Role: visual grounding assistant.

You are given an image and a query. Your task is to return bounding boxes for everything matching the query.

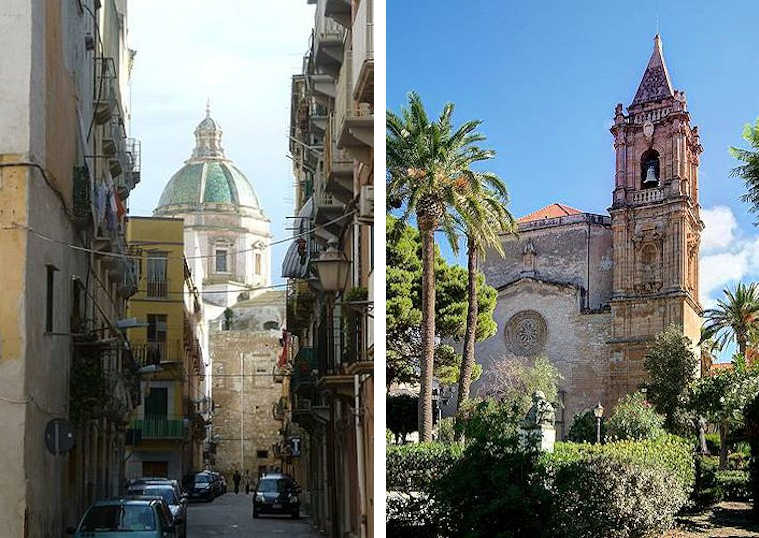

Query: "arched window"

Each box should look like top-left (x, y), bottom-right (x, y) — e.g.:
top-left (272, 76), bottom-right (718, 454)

top-left (263, 320), bottom-right (279, 331)
top-left (640, 149), bottom-right (660, 189)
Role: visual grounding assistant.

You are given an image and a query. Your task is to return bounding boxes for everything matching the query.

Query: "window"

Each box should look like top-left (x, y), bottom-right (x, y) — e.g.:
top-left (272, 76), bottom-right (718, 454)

top-left (256, 449), bottom-right (269, 459)
top-left (216, 249), bottom-right (228, 273)
top-left (146, 251), bottom-right (168, 297)
top-left (147, 314), bottom-right (167, 363)
top-left (263, 320), bottom-right (279, 330)
top-left (46, 265), bottom-right (57, 333)
top-left (255, 253), bottom-right (262, 275)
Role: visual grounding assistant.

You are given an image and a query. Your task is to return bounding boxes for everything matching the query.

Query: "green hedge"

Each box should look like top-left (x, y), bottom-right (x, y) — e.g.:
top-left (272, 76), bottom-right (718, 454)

top-left (542, 434), bottom-right (695, 493)
top-left (715, 470), bottom-right (751, 501)
top-left (386, 442), bottom-right (462, 491)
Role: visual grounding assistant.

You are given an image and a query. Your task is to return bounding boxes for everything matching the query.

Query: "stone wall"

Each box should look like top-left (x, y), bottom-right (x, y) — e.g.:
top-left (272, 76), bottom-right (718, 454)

top-left (210, 291), bottom-right (285, 481)
top-left (471, 278), bottom-right (611, 439)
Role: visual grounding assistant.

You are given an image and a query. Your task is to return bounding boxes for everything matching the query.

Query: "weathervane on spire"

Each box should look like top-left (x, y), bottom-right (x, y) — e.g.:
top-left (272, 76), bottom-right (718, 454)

top-left (206, 98), bottom-right (211, 118)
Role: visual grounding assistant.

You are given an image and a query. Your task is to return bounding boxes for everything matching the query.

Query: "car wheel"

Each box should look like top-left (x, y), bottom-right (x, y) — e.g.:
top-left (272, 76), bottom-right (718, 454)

top-left (291, 509), bottom-right (300, 519)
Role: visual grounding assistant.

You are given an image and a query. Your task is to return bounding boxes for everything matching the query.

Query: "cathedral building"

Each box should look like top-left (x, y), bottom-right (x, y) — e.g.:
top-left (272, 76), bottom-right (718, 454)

top-left (155, 107), bottom-right (284, 472)
top-left (473, 35), bottom-right (704, 438)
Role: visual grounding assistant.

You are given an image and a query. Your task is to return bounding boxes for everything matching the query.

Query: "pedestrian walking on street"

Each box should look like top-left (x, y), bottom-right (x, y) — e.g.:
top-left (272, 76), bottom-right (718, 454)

top-left (233, 470), bottom-right (241, 494)
top-left (245, 470), bottom-right (251, 495)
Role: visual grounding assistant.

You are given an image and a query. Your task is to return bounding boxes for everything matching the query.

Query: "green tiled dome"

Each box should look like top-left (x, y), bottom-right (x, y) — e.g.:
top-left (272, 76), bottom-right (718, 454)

top-left (155, 108), bottom-right (261, 211)
top-left (156, 160), bottom-right (260, 209)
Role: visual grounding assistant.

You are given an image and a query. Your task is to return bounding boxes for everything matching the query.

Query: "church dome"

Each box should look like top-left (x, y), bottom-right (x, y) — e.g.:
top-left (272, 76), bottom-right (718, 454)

top-left (155, 104), bottom-right (262, 214)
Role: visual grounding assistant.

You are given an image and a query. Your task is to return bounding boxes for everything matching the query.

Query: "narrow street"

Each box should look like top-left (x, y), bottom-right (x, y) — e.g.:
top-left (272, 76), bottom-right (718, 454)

top-left (187, 493), bottom-right (318, 537)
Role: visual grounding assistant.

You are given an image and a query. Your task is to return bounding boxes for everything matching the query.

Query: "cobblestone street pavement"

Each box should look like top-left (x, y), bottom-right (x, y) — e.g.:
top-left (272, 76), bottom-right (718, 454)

top-left (187, 493), bottom-right (319, 537)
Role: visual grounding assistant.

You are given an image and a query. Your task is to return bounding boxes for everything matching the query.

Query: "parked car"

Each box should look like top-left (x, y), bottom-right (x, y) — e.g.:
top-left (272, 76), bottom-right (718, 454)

top-left (129, 477), bottom-right (184, 499)
top-left (127, 483), bottom-right (187, 538)
top-left (188, 472), bottom-right (216, 502)
top-left (252, 473), bottom-right (300, 519)
top-left (65, 498), bottom-right (175, 537)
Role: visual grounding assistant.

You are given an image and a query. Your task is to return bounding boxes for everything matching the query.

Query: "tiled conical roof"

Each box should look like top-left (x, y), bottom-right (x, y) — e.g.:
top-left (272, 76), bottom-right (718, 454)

top-left (631, 34), bottom-right (674, 106)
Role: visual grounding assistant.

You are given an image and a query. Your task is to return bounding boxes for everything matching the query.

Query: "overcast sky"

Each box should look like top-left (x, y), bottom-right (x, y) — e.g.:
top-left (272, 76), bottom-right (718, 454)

top-left (127, 1), bottom-right (315, 284)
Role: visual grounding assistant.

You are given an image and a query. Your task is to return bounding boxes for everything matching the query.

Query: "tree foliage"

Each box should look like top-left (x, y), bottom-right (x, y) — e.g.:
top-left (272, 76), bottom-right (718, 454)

top-left (730, 117), bottom-right (759, 225)
top-left (702, 282), bottom-right (759, 356)
top-left (605, 392), bottom-right (666, 441)
top-left (386, 395), bottom-right (419, 444)
top-left (643, 325), bottom-right (699, 432)
top-left (480, 355), bottom-right (563, 418)
top-left (386, 215), bottom-right (497, 386)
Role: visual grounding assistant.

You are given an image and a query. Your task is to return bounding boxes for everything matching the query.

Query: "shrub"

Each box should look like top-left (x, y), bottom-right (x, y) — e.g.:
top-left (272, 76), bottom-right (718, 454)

top-left (386, 442), bottom-right (462, 533)
top-left (567, 410), bottom-right (603, 443)
top-left (387, 394), bottom-right (418, 444)
top-left (705, 432), bottom-right (720, 454)
top-left (543, 435), bottom-right (695, 494)
top-left (715, 470), bottom-right (751, 501)
top-left (550, 456), bottom-right (688, 538)
top-left (605, 392), bottom-right (666, 441)
top-left (435, 417), bottom-right (455, 444)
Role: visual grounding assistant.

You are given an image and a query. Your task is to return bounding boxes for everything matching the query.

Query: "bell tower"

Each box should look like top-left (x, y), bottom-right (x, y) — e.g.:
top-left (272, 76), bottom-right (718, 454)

top-left (607, 35), bottom-right (704, 402)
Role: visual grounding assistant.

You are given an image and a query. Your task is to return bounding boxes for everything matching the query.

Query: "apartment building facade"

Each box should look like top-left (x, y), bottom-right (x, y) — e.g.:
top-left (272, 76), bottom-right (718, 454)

top-left (0, 0), bottom-right (141, 535)
top-left (124, 217), bottom-right (207, 482)
top-left (279, 1), bottom-right (374, 536)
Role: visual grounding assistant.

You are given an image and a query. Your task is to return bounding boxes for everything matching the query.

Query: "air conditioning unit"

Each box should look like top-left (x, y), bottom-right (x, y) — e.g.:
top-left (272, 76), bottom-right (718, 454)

top-left (358, 185), bottom-right (373, 222)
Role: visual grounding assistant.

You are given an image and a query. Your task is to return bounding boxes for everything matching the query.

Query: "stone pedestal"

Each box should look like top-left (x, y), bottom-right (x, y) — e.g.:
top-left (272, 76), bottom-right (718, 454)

top-left (519, 424), bottom-right (556, 453)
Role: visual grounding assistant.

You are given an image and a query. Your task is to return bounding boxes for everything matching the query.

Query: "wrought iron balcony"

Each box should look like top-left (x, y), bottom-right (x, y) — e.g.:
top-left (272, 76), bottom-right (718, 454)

top-left (130, 340), bottom-right (182, 367)
top-left (351, 0), bottom-right (373, 104)
top-left (146, 278), bottom-right (170, 298)
top-left (130, 415), bottom-right (186, 440)
top-left (335, 49), bottom-right (373, 162)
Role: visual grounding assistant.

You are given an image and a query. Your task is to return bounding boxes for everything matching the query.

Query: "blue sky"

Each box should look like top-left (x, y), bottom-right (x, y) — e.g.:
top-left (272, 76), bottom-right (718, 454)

top-left (127, 1), bottom-right (315, 285)
top-left (388, 0), bottom-right (759, 320)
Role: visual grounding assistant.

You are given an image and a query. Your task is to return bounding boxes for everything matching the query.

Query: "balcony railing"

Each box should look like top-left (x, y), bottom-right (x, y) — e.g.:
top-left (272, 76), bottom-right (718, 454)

top-left (335, 49), bottom-right (373, 152)
top-left (316, 302), bottom-right (373, 376)
top-left (131, 415), bottom-right (185, 440)
top-left (131, 340), bottom-right (182, 367)
top-left (351, 0), bottom-right (373, 102)
top-left (630, 187), bottom-right (665, 205)
top-left (146, 278), bottom-right (170, 298)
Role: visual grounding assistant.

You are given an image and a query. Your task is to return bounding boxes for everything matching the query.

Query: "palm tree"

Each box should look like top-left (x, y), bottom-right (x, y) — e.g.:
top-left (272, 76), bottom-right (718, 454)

top-left (387, 92), bottom-right (495, 441)
top-left (702, 282), bottom-right (759, 357)
top-left (730, 118), bottom-right (759, 225)
top-left (455, 184), bottom-right (515, 416)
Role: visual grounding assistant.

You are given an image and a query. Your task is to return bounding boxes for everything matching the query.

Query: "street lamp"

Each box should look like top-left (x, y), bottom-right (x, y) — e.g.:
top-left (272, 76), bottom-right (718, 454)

top-left (593, 402), bottom-right (604, 444)
top-left (313, 240), bottom-right (350, 292)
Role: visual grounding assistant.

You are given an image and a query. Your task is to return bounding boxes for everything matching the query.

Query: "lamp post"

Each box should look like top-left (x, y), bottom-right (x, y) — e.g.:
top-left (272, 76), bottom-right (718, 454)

top-left (593, 402), bottom-right (604, 444)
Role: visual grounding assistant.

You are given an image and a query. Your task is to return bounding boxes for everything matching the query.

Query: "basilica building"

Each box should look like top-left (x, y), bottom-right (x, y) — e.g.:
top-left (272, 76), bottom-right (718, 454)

top-left (155, 107), bottom-right (285, 474)
top-left (473, 35), bottom-right (704, 438)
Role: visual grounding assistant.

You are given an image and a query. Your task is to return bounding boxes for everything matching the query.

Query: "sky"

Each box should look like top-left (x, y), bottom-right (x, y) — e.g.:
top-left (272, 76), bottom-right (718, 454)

top-left (388, 0), bottom-right (759, 327)
top-left (127, 1), bottom-right (315, 284)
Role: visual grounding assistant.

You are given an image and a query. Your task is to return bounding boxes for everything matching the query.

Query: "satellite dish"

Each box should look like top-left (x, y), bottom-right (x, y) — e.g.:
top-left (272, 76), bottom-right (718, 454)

top-left (45, 418), bottom-right (75, 455)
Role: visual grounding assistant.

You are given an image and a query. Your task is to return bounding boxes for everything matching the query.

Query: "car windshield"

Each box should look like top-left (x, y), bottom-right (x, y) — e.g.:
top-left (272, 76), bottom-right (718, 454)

top-left (80, 504), bottom-right (156, 531)
top-left (258, 478), bottom-right (289, 493)
top-left (194, 475), bottom-right (210, 483)
top-left (130, 486), bottom-right (177, 505)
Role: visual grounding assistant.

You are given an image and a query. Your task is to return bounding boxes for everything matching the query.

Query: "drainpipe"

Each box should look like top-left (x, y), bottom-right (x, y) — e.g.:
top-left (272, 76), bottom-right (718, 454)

top-left (354, 374), bottom-right (367, 538)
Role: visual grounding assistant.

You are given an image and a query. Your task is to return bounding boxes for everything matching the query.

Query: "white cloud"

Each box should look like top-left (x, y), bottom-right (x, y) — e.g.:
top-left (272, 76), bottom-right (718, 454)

top-left (701, 206), bottom-right (738, 252)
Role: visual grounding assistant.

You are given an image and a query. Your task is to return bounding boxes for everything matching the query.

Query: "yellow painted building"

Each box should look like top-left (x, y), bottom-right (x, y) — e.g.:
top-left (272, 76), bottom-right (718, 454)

top-left (125, 216), bottom-right (205, 480)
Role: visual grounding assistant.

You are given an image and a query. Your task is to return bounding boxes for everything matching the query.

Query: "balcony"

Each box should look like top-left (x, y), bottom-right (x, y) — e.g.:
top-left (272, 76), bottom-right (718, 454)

top-left (313, 180), bottom-right (345, 233)
top-left (630, 187), bottom-right (665, 205)
top-left (146, 278), bottom-right (170, 299)
top-left (351, 0), bottom-right (373, 104)
top-left (309, 100), bottom-right (328, 135)
top-left (324, 115), bottom-right (353, 204)
top-left (335, 50), bottom-right (373, 164)
top-left (324, 0), bottom-right (350, 27)
top-left (316, 301), bottom-right (373, 390)
top-left (131, 415), bottom-right (185, 440)
top-left (131, 340), bottom-right (183, 368)
top-left (114, 138), bottom-right (141, 199)
top-left (72, 165), bottom-right (92, 230)
top-left (291, 346), bottom-right (316, 394)
top-left (313, 0), bottom-right (345, 77)
top-left (93, 58), bottom-right (118, 125)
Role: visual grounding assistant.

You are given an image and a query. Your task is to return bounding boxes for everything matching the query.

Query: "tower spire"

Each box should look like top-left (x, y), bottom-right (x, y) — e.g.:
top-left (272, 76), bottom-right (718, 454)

top-left (630, 34), bottom-right (674, 106)
top-left (205, 98), bottom-right (211, 118)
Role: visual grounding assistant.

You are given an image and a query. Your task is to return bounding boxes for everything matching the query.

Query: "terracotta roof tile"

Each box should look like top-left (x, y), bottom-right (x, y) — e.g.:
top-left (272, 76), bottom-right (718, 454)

top-left (517, 203), bottom-right (585, 224)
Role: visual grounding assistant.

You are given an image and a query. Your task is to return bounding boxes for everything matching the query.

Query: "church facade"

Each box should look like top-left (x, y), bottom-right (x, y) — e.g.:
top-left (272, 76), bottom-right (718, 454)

top-left (473, 35), bottom-right (704, 437)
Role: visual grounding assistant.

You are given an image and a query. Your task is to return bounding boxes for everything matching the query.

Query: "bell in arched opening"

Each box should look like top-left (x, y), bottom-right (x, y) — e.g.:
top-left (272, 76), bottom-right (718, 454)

top-left (640, 149), bottom-right (660, 189)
